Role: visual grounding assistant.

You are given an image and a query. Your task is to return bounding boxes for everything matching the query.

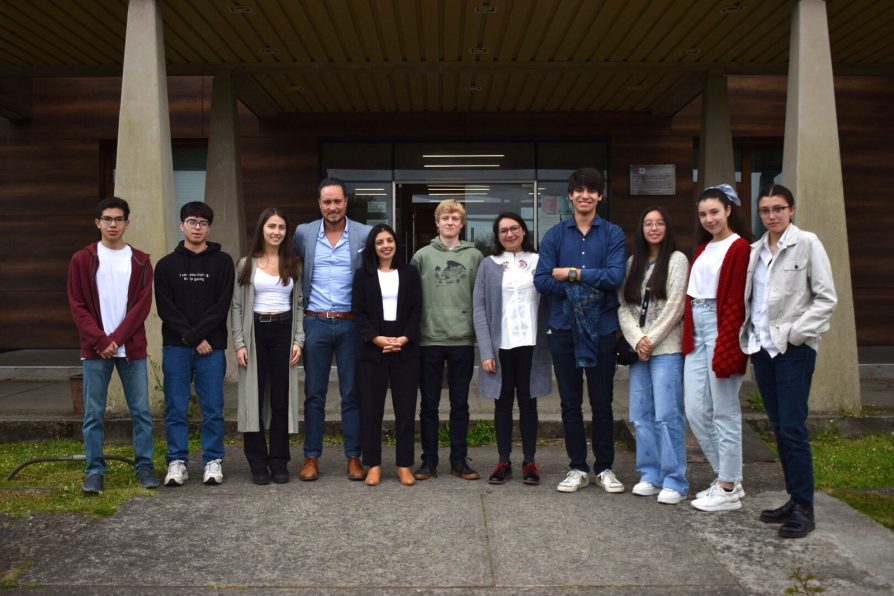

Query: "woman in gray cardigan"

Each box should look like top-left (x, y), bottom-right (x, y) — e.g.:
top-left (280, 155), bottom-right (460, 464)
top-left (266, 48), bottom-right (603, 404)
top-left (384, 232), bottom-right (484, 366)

top-left (232, 208), bottom-right (304, 485)
top-left (473, 213), bottom-right (551, 485)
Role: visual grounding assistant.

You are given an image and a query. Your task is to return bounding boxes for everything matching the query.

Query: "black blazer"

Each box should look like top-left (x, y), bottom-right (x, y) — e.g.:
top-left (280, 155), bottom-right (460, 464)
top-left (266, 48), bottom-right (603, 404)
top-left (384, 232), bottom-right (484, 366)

top-left (352, 264), bottom-right (422, 363)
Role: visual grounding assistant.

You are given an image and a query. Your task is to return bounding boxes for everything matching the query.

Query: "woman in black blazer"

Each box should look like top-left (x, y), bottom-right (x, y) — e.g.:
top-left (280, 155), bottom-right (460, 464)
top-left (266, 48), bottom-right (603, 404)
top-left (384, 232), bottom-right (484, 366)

top-left (353, 224), bottom-right (422, 486)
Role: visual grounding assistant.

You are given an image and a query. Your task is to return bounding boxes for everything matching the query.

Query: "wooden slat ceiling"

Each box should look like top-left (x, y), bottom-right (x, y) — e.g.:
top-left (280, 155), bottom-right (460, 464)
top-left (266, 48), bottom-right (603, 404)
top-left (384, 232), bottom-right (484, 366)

top-left (0, 0), bottom-right (892, 114)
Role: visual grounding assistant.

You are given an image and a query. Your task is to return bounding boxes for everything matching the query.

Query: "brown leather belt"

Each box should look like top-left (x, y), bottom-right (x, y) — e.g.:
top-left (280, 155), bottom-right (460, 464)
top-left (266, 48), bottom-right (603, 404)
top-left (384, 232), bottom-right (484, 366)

top-left (304, 310), bottom-right (354, 320)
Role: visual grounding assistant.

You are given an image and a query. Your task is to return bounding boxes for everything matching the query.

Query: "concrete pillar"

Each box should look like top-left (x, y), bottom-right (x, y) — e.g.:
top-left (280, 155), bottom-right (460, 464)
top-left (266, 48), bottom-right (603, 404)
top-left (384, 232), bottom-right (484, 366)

top-left (782, 0), bottom-right (861, 413)
top-left (204, 74), bottom-right (245, 382)
top-left (204, 75), bottom-right (246, 260)
top-left (697, 73), bottom-right (737, 190)
top-left (113, 0), bottom-right (176, 412)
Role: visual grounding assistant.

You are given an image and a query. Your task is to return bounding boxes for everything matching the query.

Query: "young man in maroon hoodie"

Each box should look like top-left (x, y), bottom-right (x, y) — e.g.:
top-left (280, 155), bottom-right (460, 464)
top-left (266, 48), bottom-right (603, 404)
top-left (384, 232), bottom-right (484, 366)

top-left (68, 196), bottom-right (159, 494)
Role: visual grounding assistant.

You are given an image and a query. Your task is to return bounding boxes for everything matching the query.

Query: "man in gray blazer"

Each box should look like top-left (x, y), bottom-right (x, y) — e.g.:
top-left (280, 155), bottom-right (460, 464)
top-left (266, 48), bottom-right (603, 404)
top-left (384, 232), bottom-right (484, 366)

top-left (293, 178), bottom-right (372, 481)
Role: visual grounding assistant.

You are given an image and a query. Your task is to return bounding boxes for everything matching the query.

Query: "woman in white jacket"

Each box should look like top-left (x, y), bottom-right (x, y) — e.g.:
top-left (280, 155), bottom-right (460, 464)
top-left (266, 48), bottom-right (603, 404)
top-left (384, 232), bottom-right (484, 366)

top-left (740, 184), bottom-right (836, 539)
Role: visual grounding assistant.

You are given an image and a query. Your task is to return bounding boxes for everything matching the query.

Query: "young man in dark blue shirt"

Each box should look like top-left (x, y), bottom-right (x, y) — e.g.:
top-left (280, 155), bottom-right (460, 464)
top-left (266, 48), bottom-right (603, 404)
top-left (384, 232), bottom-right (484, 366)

top-left (534, 168), bottom-right (628, 494)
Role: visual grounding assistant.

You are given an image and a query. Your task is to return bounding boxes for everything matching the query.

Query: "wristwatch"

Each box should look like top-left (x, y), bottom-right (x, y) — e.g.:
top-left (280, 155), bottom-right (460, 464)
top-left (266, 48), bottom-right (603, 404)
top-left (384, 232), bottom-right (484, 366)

top-left (568, 267), bottom-right (578, 282)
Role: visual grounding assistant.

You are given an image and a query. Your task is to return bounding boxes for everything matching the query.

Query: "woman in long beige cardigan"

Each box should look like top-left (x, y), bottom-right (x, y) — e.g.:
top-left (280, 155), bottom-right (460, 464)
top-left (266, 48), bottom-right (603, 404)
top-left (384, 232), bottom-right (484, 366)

top-left (232, 208), bottom-right (304, 485)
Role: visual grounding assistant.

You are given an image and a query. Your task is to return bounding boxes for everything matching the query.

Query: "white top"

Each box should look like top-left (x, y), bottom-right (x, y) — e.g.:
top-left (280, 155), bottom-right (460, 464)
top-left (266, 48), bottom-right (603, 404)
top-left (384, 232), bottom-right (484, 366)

top-left (687, 233), bottom-right (740, 299)
top-left (491, 251), bottom-right (539, 349)
top-left (377, 269), bottom-right (399, 322)
top-left (747, 226), bottom-right (793, 357)
top-left (96, 242), bottom-right (132, 358)
top-left (253, 268), bottom-right (294, 313)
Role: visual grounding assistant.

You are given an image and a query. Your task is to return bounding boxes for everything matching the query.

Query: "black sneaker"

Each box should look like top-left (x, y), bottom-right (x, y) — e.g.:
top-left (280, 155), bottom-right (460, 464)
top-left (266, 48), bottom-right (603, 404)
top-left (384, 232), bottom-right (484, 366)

top-left (450, 459), bottom-right (480, 480)
top-left (82, 473), bottom-right (104, 495)
top-left (779, 503), bottom-right (815, 539)
top-left (522, 461), bottom-right (540, 485)
top-left (136, 467), bottom-right (161, 489)
top-left (488, 461), bottom-right (512, 484)
top-left (270, 465), bottom-right (290, 484)
top-left (251, 468), bottom-right (271, 485)
top-left (413, 461), bottom-right (437, 480)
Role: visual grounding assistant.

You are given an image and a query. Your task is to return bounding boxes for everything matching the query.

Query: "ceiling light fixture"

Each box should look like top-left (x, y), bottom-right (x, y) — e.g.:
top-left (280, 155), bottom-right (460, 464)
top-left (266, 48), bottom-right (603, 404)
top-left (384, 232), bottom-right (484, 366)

top-left (422, 154), bottom-right (504, 158)
top-left (474, 2), bottom-right (497, 14)
top-left (288, 85), bottom-right (304, 92)
top-left (466, 84), bottom-right (482, 92)
top-left (261, 46), bottom-right (280, 55)
top-left (721, 2), bottom-right (744, 14)
top-left (229, 3), bottom-right (252, 14)
top-left (469, 46), bottom-right (489, 55)
top-left (423, 164), bottom-right (500, 168)
top-left (355, 187), bottom-right (385, 191)
top-left (679, 47), bottom-right (700, 55)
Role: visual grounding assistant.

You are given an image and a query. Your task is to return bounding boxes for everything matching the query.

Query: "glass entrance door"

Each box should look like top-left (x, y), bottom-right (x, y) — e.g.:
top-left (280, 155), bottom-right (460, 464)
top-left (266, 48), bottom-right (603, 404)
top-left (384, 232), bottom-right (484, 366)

top-left (396, 182), bottom-right (536, 257)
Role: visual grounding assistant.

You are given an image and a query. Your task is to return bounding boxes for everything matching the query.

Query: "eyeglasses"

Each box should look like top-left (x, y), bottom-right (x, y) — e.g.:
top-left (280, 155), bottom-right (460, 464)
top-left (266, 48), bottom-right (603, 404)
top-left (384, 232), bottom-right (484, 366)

top-left (758, 206), bottom-right (790, 217)
top-left (643, 220), bottom-right (666, 229)
top-left (98, 216), bottom-right (126, 225)
top-left (498, 224), bottom-right (522, 236)
top-left (183, 219), bottom-right (210, 229)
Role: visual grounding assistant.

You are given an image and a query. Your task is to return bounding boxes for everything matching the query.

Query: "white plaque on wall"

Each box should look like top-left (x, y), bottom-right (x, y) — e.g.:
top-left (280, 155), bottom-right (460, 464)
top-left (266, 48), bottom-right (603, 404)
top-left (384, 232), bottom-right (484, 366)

top-left (630, 164), bottom-right (675, 196)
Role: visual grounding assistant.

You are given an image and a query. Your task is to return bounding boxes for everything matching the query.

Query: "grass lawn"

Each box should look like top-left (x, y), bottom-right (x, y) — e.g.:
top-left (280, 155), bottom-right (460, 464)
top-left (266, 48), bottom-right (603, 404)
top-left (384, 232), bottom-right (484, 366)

top-left (811, 431), bottom-right (894, 530)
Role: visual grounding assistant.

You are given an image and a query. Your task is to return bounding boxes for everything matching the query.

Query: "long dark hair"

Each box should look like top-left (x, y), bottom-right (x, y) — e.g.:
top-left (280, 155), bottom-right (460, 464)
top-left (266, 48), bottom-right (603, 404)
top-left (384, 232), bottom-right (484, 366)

top-left (238, 208), bottom-right (300, 285)
top-left (695, 186), bottom-right (751, 245)
top-left (491, 212), bottom-right (534, 255)
top-left (624, 206), bottom-right (677, 304)
top-left (362, 223), bottom-right (400, 274)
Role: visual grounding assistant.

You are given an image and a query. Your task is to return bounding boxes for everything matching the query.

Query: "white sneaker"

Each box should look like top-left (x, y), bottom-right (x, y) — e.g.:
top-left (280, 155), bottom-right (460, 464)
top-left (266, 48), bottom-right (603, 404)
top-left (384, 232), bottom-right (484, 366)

top-left (691, 483), bottom-right (741, 512)
top-left (203, 459), bottom-right (223, 485)
top-left (657, 488), bottom-right (685, 505)
top-left (557, 469), bottom-right (590, 493)
top-left (595, 469), bottom-right (625, 493)
top-left (696, 478), bottom-right (745, 500)
top-left (632, 481), bottom-right (660, 496)
top-left (164, 460), bottom-right (188, 487)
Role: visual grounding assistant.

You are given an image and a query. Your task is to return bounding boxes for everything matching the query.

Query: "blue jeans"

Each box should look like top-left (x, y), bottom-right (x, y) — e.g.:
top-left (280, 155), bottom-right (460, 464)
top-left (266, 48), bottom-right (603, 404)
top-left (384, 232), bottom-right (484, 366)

top-left (82, 357), bottom-right (155, 476)
top-left (752, 344), bottom-right (817, 505)
top-left (418, 345), bottom-right (475, 468)
top-left (162, 347), bottom-right (226, 465)
top-left (302, 316), bottom-right (361, 458)
top-left (548, 329), bottom-right (617, 474)
top-left (629, 354), bottom-right (688, 494)
top-left (683, 299), bottom-right (743, 483)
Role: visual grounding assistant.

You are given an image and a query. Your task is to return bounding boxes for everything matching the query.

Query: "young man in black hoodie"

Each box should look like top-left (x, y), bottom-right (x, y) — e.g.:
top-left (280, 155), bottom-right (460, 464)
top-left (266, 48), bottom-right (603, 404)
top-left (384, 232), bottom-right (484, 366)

top-left (155, 202), bottom-right (235, 486)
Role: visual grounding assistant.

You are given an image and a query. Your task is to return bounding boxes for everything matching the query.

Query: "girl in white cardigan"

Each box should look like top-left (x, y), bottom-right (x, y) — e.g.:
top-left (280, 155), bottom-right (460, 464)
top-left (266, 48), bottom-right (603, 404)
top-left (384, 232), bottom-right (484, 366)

top-left (619, 206), bottom-right (689, 505)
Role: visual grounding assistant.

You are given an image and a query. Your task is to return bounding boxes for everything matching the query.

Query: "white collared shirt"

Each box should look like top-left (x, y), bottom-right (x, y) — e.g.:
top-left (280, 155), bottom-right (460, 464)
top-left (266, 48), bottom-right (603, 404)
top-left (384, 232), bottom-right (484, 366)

top-left (747, 226), bottom-right (793, 357)
top-left (492, 251), bottom-right (539, 349)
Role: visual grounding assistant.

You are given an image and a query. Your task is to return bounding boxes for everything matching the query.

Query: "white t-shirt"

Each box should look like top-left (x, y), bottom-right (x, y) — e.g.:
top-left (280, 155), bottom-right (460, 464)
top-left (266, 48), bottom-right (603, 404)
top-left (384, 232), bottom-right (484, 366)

top-left (687, 233), bottom-right (740, 299)
top-left (96, 242), bottom-right (132, 358)
top-left (491, 251), bottom-right (539, 350)
top-left (377, 269), bottom-right (399, 322)
top-left (253, 268), bottom-right (294, 313)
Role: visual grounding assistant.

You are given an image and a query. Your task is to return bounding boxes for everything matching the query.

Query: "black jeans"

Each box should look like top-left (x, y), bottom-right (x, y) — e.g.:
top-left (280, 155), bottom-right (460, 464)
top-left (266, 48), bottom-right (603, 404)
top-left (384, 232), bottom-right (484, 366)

top-left (547, 329), bottom-right (617, 474)
top-left (495, 346), bottom-right (538, 463)
top-left (243, 315), bottom-right (292, 472)
top-left (418, 345), bottom-right (474, 468)
top-left (359, 349), bottom-right (419, 468)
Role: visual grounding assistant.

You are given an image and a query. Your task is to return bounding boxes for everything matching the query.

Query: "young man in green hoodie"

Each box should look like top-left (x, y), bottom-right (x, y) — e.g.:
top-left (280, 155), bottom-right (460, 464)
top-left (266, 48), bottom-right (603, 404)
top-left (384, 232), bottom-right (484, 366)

top-left (411, 199), bottom-right (483, 480)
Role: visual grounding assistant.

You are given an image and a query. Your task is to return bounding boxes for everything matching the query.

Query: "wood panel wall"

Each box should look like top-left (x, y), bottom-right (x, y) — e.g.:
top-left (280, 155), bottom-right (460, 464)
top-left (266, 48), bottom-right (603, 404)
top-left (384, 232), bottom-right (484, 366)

top-left (1, 74), bottom-right (891, 349)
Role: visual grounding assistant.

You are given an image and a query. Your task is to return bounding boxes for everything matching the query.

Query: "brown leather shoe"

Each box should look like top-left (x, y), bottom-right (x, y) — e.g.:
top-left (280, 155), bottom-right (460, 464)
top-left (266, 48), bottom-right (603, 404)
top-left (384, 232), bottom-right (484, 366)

top-left (347, 456), bottom-right (366, 481)
top-left (298, 457), bottom-right (318, 481)
top-left (365, 465), bottom-right (382, 486)
top-left (397, 467), bottom-right (416, 486)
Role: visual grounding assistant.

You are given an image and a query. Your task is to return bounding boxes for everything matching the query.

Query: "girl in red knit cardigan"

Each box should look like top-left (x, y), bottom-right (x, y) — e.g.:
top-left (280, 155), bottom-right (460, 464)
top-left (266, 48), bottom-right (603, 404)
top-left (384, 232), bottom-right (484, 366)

top-left (683, 184), bottom-right (751, 512)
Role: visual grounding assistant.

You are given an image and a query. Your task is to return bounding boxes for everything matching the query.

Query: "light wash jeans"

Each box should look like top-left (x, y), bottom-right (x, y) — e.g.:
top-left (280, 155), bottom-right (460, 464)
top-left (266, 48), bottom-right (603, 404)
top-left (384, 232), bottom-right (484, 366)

top-left (162, 347), bottom-right (226, 465)
top-left (683, 299), bottom-right (743, 483)
top-left (629, 353), bottom-right (688, 495)
top-left (82, 357), bottom-right (155, 476)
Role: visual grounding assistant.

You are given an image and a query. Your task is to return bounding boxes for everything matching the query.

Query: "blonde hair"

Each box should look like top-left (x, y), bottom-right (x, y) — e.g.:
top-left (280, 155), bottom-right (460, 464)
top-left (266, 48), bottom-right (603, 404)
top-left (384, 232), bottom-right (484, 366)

top-left (434, 199), bottom-right (466, 224)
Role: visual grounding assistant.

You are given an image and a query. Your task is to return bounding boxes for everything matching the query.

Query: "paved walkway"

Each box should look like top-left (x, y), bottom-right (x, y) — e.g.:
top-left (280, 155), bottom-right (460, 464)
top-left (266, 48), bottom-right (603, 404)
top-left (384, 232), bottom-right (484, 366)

top-left (1, 352), bottom-right (892, 593)
top-left (3, 444), bottom-right (893, 594)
